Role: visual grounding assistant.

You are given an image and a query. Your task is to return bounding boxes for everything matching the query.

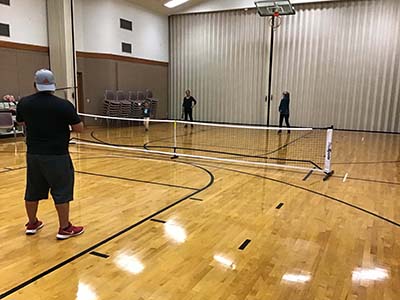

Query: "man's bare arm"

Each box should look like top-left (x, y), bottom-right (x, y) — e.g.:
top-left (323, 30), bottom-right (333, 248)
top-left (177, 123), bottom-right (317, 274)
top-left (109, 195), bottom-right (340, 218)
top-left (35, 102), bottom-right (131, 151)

top-left (71, 122), bottom-right (84, 133)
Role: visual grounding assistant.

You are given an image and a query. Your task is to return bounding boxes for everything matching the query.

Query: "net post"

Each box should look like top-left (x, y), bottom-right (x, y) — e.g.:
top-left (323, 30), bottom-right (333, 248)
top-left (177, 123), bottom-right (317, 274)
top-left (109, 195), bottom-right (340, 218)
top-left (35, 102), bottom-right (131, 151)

top-left (171, 120), bottom-right (179, 159)
top-left (323, 126), bottom-right (334, 181)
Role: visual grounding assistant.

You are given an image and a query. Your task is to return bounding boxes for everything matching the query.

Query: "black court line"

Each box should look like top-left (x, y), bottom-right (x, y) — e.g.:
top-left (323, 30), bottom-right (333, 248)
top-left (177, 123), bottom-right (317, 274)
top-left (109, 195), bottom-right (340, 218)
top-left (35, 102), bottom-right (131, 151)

top-left (174, 156), bottom-right (400, 186)
top-left (333, 160), bottom-right (400, 165)
top-left (0, 163), bottom-right (214, 299)
top-left (238, 239), bottom-right (251, 250)
top-left (207, 165), bottom-right (400, 228)
top-left (150, 218), bottom-right (166, 224)
top-left (88, 130), bottom-right (322, 170)
top-left (92, 147), bottom-right (400, 187)
top-left (339, 176), bottom-right (400, 186)
top-left (142, 126), bottom-right (216, 150)
top-left (263, 131), bottom-right (314, 156)
top-left (89, 131), bottom-right (144, 148)
top-left (276, 203), bottom-right (284, 209)
top-left (190, 197), bottom-right (203, 201)
top-left (144, 144), bottom-right (321, 169)
top-left (89, 251), bottom-right (110, 259)
top-left (0, 166), bottom-right (26, 174)
top-left (68, 151), bottom-right (400, 187)
top-left (76, 170), bottom-right (198, 191)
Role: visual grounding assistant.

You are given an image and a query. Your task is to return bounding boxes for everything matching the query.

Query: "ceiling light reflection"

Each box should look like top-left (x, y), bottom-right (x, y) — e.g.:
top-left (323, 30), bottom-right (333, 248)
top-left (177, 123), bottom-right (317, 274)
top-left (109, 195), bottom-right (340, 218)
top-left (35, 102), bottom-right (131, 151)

top-left (76, 282), bottom-right (97, 300)
top-left (114, 252), bottom-right (145, 275)
top-left (352, 267), bottom-right (389, 281)
top-left (282, 273), bottom-right (311, 283)
top-left (164, 0), bottom-right (190, 8)
top-left (213, 255), bottom-right (236, 270)
top-left (165, 220), bottom-right (187, 243)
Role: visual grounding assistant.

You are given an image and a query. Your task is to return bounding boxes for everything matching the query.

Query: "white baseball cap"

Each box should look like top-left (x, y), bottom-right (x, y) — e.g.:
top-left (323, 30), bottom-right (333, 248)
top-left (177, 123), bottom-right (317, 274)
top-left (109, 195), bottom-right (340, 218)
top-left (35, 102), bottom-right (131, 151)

top-left (34, 69), bottom-right (56, 92)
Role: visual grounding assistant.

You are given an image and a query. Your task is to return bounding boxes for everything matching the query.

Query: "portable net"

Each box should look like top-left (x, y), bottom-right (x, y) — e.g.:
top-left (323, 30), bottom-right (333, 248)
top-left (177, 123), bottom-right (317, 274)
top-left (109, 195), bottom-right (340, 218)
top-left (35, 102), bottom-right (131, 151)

top-left (75, 113), bottom-right (333, 174)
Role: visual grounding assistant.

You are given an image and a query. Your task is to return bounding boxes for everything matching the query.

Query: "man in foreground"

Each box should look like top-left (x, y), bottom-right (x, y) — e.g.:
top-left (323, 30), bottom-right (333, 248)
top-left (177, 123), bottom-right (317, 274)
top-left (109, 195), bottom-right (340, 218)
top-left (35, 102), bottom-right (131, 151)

top-left (17, 69), bottom-right (84, 240)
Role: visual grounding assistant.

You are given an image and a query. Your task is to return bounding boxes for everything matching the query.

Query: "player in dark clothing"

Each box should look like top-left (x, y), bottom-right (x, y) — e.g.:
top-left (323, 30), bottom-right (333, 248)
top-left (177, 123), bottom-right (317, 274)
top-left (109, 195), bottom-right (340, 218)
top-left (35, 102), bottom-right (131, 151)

top-left (278, 91), bottom-right (291, 134)
top-left (182, 89), bottom-right (197, 128)
top-left (16, 69), bottom-right (85, 240)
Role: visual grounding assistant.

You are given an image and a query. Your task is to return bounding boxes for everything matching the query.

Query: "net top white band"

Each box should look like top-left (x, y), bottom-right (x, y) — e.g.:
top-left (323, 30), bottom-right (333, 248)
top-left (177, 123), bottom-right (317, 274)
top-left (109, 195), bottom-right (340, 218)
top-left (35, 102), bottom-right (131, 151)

top-left (78, 113), bottom-right (313, 131)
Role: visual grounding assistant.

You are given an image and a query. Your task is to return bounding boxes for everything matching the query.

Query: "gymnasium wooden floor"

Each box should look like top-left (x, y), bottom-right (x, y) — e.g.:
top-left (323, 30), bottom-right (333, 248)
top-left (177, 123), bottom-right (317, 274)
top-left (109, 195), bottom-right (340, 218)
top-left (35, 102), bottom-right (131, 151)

top-left (0, 126), bottom-right (399, 300)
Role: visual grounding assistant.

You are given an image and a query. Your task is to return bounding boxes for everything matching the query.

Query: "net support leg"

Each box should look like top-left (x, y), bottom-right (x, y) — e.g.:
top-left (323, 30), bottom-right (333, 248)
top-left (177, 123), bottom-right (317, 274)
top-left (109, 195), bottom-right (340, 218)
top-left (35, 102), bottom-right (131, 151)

top-left (171, 120), bottom-right (179, 159)
top-left (303, 168), bottom-right (314, 181)
top-left (323, 126), bottom-right (334, 181)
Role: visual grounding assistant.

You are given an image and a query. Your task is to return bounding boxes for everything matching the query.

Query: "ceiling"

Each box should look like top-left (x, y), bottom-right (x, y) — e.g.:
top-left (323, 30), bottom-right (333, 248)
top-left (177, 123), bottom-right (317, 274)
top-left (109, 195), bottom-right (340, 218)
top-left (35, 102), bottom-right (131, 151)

top-left (127, 0), bottom-right (351, 15)
top-left (127, 0), bottom-right (210, 15)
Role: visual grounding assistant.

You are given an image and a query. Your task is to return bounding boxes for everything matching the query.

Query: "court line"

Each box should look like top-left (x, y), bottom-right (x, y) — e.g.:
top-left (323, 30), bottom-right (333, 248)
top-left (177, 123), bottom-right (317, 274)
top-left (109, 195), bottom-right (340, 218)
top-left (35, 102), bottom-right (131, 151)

top-left (76, 170), bottom-right (199, 191)
top-left (238, 239), bottom-right (251, 250)
top-left (0, 163), bottom-right (214, 299)
top-left (190, 197), bottom-right (204, 201)
top-left (263, 131), bottom-right (314, 156)
top-left (150, 218), bottom-right (167, 224)
top-left (89, 131), bottom-right (144, 148)
top-left (85, 134), bottom-right (323, 172)
top-left (163, 154), bottom-right (400, 186)
top-left (0, 166), bottom-right (26, 174)
top-left (74, 152), bottom-right (400, 226)
top-left (89, 251), bottom-right (109, 259)
top-left (202, 164), bottom-right (400, 228)
top-left (70, 144), bottom-right (400, 187)
top-left (333, 160), bottom-right (400, 165)
top-left (89, 129), bottom-right (321, 169)
top-left (340, 176), bottom-right (400, 186)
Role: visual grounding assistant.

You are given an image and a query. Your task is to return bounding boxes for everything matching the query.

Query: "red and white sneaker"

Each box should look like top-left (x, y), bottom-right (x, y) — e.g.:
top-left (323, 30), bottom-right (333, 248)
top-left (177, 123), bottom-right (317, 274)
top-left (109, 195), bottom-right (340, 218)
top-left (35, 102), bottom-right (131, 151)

top-left (25, 220), bottom-right (44, 235)
top-left (56, 222), bottom-right (84, 240)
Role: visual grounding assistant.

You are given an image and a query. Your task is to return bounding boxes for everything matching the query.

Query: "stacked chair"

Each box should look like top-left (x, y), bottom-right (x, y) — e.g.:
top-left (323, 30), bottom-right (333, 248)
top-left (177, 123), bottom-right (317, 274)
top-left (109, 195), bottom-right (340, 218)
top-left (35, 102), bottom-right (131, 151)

top-left (116, 90), bottom-right (131, 119)
top-left (102, 89), bottom-right (159, 120)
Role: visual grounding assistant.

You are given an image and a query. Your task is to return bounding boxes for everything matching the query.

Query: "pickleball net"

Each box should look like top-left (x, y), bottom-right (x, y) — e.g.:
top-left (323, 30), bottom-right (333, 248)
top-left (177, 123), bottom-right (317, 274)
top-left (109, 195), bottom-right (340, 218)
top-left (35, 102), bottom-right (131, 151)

top-left (74, 113), bottom-right (333, 176)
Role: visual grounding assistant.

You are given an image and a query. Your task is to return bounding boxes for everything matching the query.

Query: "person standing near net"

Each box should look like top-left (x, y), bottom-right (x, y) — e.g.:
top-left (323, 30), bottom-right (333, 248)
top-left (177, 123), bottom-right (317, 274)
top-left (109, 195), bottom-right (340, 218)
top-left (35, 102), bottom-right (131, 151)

top-left (16, 69), bottom-right (85, 240)
top-left (182, 89), bottom-right (197, 128)
top-left (142, 100), bottom-right (151, 131)
top-left (278, 91), bottom-right (291, 134)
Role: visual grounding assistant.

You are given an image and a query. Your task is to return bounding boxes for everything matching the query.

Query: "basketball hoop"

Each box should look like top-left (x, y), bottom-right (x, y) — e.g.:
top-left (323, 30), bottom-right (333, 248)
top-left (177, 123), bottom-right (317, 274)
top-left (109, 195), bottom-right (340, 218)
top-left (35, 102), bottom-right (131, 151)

top-left (273, 11), bottom-right (280, 17)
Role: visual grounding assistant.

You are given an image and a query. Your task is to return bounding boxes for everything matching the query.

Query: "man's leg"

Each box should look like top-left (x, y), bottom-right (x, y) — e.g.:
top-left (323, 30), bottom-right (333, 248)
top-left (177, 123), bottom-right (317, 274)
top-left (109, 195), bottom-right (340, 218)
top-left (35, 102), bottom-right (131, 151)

top-left (45, 154), bottom-right (84, 239)
top-left (25, 201), bottom-right (39, 224)
top-left (24, 154), bottom-right (48, 234)
top-left (55, 202), bottom-right (70, 229)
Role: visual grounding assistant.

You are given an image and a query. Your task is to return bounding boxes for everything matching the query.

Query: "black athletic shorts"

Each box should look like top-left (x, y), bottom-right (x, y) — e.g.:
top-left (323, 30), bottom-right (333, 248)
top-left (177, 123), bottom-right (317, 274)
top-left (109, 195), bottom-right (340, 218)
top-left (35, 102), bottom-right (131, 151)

top-left (25, 154), bottom-right (75, 204)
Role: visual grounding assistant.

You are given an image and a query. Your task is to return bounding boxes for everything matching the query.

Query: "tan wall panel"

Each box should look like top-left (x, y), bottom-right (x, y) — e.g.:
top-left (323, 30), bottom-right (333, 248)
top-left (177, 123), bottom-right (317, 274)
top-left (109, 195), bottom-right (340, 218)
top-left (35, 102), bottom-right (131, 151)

top-left (0, 49), bottom-right (19, 97)
top-left (76, 57), bottom-right (117, 114)
top-left (117, 61), bottom-right (168, 118)
top-left (77, 57), bottom-right (168, 118)
top-left (0, 47), bottom-right (49, 98)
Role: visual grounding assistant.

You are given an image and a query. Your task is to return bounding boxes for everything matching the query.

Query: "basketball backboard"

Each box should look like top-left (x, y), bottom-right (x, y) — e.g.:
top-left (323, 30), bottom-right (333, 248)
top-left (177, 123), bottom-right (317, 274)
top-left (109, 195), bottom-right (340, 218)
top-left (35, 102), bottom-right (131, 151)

top-left (255, 0), bottom-right (295, 16)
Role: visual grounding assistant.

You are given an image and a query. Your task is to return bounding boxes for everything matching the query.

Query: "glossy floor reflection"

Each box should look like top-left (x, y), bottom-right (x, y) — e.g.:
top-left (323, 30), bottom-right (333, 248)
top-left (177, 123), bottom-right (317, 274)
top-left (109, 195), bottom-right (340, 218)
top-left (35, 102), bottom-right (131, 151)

top-left (0, 128), bottom-right (399, 300)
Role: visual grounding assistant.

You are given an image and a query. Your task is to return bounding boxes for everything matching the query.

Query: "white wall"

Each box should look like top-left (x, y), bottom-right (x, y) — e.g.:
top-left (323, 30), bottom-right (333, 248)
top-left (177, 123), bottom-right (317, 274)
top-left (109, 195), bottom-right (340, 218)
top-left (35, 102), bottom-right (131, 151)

top-left (0, 0), bottom-right (48, 46)
top-left (180, 0), bottom-right (350, 14)
top-left (75, 0), bottom-right (169, 62)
